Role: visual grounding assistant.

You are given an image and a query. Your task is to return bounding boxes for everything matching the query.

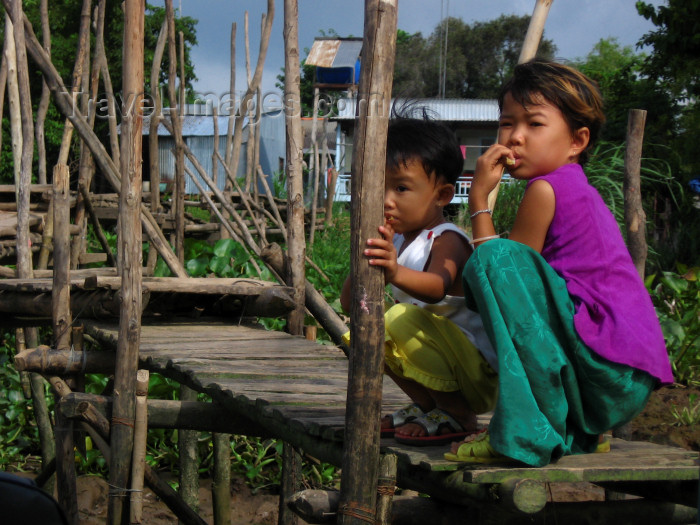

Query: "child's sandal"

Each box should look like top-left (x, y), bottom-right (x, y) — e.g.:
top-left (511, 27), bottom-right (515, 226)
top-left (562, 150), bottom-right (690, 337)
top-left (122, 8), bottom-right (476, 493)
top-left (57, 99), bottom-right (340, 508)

top-left (443, 431), bottom-right (506, 463)
top-left (381, 403), bottom-right (424, 437)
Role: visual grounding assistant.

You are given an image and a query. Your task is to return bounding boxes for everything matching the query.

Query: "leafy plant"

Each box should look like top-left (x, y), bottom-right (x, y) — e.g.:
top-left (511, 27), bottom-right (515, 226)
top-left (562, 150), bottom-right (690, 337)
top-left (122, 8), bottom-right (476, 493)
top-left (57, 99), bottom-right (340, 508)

top-left (647, 265), bottom-right (700, 386)
top-left (670, 393), bottom-right (700, 426)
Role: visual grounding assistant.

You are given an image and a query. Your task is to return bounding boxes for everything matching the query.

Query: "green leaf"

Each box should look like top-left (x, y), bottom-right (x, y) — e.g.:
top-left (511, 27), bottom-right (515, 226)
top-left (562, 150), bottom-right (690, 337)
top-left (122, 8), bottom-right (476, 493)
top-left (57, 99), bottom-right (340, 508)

top-left (208, 256), bottom-right (231, 276)
top-left (213, 238), bottom-right (237, 258)
top-left (186, 256), bottom-right (210, 277)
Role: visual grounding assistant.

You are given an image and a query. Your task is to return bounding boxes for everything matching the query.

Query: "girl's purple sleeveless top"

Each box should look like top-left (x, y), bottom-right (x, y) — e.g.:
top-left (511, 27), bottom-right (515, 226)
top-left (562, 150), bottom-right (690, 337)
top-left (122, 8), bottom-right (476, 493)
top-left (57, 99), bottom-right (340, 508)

top-left (530, 163), bottom-right (673, 384)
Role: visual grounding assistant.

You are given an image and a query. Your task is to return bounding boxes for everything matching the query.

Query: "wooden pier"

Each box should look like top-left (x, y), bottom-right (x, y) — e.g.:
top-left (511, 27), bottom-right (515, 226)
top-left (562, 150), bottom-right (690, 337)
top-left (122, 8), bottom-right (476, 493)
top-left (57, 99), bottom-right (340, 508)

top-left (64, 317), bottom-right (699, 523)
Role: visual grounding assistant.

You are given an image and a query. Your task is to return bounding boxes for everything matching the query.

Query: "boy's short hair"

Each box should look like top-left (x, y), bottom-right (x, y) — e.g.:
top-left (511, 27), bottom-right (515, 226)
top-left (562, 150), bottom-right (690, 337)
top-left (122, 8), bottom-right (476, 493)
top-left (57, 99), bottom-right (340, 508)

top-left (386, 108), bottom-right (464, 186)
top-left (498, 59), bottom-right (605, 163)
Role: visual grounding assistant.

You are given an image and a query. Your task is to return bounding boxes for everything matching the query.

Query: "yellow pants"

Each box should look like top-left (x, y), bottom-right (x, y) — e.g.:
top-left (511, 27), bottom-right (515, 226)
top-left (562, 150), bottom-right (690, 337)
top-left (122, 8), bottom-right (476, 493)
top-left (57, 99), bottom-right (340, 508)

top-left (345, 303), bottom-right (498, 414)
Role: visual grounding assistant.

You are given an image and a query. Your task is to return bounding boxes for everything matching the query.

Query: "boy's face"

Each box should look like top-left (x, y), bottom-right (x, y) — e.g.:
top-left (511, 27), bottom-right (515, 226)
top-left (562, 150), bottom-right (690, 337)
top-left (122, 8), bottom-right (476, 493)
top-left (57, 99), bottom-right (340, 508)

top-left (384, 158), bottom-right (451, 236)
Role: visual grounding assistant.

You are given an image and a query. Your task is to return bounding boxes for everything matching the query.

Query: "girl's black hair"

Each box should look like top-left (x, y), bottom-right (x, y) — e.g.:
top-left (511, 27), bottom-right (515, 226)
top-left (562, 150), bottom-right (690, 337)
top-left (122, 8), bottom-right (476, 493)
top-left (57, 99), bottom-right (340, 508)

top-left (386, 103), bottom-right (464, 185)
top-left (498, 59), bottom-right (606, 164)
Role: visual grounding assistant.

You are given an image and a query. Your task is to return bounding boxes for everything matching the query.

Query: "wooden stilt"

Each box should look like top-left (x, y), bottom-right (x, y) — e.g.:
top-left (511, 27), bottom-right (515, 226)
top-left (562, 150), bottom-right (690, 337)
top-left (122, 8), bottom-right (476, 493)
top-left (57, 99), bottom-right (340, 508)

top-left (178, 385), bottom-right (200, 523)
top-left (283, 0), bottom-right (305, 336)
top-left (108, 2), bottom-right (145, 522)
top-left (338, 2), bottom-right (398, 524)
top-left (129, 370), bottom-right (149, 524)
top-left (211, 433), bottom-right (232, 525)
top-left (623, 109), bottom-right (648, 279)
top-left (52, 163), bottom-right (79, 524)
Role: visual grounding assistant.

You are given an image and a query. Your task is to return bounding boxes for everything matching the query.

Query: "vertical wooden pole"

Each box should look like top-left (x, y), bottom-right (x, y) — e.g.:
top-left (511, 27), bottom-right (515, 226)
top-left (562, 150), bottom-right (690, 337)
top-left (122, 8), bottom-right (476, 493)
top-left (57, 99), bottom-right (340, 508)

top-left (166, 0), bottom-right (185, 264)
top-left (338, 2), bottom-right (397, 525)
top-left (149, 20), bottom-right (167, 215)
top-left (52, 163), bottom-right (79, 525)
top-left (281, 2), bottom-right (305, 523)
top-left (130, 369), bottom-right (149, 524)
top-left (488, 0), bottom-right (552, 211)
top-left (178, 385), bottom-right (199, 524)
top-left (283, 0), bottom-right (306, 336)
top-left (309, 87), bottom-right (320, 245)
top-left (108, 1), bottom-right (144, 522)
top-left (211, 433), bottom-right (232, 525)
top-left (518, 0), bottom-right (553, 64)
top-left (624, 109), bottom-right (648, 279)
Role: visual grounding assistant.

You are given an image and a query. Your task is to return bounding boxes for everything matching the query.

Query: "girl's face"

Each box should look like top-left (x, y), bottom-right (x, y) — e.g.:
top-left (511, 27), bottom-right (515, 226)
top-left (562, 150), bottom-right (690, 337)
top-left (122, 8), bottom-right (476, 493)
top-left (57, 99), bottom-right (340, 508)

top-left (498, 92), bottom-right (588, 179)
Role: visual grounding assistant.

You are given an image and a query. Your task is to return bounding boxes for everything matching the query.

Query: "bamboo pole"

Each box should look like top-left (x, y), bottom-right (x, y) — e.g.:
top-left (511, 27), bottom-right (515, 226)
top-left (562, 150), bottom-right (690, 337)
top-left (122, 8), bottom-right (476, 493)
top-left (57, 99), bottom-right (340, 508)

top-left (52, 164), bottom-right (79, 524)
top-left (309, 87), bottom-right (320, 245)
top-left (35, 0), bottom-right (50, 185)
top-left (518, 0), bottom-right (554, 64)
top-left (179, 385), bottom-right (200, 524)
top-left (338, 2), bottom-right (398, 524)
top-left (129, 369), bottom-right (149, 524)
top-left (149, 19), bottom-right (167, 215)
top-left (4, 14), bottom-right (21, 186)
top-left (224, 22), bottom-right (236, 172)
top-left (487, 0), bottom-right (553, 211)
top-left (14, 8), bottom-right (187, 277)
top-left (225, 1), bottom-right (273, 185)
top-left (624, 109), bottom-right (648, 279)
top-left (211, 433), bottom-right (232, 525)
top-left (166, 0), bottom-right (185, 265)
top-left (283, 0), bottom-right (306, 336)
top-left (7, 2), bottom-right (56, 496)
top-left (108, 2), bottom-right (145, 522)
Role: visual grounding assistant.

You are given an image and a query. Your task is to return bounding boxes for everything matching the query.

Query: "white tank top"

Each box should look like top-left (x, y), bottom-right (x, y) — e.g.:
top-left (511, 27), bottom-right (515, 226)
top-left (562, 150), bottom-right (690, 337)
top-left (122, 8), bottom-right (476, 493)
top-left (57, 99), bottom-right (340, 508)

top-left (392, 223), bottom-right (498, 371)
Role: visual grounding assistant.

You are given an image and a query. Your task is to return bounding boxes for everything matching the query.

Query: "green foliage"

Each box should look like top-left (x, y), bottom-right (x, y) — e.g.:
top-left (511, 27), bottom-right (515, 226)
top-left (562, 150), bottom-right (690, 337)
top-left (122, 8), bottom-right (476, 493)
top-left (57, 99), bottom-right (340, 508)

top-left (455, 179), bottom-right (526, 237)
top-left (0, 333), bottom-right (42, 470)
top-left (393, 15), bottom-right (556, 98)
top-left (647, 266), bottom-right (700, 386)
top-left (670, 393), bottom-right (700, 426)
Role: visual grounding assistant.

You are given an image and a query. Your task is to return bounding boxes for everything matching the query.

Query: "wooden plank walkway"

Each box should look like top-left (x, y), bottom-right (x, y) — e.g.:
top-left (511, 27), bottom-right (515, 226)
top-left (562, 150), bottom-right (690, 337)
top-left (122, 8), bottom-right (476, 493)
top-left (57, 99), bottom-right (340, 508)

top-left (83, 318), bottom-right (699, 511)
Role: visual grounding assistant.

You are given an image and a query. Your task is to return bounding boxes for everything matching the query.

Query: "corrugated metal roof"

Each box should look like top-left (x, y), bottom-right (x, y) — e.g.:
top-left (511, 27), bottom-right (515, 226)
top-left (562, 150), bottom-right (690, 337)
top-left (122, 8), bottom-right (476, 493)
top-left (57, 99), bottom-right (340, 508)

top-left (306, 38), bottom-right (362, 68)
top-left (332, 98), bottom-right (499, 122)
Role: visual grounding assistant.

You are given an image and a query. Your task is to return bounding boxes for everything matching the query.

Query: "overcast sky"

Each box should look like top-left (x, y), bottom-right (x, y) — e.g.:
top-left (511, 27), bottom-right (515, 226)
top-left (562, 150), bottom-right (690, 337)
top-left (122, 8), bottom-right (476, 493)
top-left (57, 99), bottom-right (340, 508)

top-left (181, 0), bottom-right (665, 100)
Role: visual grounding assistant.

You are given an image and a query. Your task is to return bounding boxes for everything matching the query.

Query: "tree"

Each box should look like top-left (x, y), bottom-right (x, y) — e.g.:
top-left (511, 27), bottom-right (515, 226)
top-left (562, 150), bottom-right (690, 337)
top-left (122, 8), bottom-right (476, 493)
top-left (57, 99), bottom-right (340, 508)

top-left (0, 1), bottom-right (199, 183)
top-left (392, 15), bottom-right (556, 99)
top-left (637, 0), bottom-right (700, 181)
top-left (575, 38), bottom-right (677, 148)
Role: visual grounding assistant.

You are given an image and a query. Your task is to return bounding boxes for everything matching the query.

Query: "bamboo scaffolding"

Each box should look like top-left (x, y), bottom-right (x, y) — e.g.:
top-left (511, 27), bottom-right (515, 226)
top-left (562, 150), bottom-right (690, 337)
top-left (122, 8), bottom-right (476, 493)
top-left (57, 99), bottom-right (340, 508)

top-left (13, 8), bottom-right (187, 277)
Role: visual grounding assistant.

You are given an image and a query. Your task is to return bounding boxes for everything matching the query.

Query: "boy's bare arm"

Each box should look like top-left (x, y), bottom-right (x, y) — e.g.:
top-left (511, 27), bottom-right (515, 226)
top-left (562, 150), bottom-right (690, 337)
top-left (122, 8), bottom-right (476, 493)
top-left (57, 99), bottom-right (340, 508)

top-left (367, 229), bottom-right (468, 304)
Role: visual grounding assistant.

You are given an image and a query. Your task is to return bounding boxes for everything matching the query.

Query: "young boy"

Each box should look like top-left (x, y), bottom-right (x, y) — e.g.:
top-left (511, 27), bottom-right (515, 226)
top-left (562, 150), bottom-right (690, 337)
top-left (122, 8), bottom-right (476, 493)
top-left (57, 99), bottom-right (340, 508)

top-left (340, 117), bottom-right (498, 446)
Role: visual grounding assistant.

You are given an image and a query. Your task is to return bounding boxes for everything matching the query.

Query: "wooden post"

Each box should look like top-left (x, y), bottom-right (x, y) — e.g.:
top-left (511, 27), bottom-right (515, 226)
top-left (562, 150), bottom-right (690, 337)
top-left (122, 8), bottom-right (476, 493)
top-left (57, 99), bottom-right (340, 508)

top-left (52, 163), bottom-right (79, 525)
top-left (338, 2), bottom-right (397, 525)
top-left (149, 19), bottom-right (167, 216)
top-left (35, 0), bottom-right (50, 185)
top-left (283, 0), bottom-right (306, 336)
top-left (166, 0), bottom-right (185, 265)
top-left (178, 385), bottom-right (200, 523)
top-left (108, 1), bottom-right (144, 522)
top-left (309, 87), bottom-right (321, 245)
top-left (17, 12), bottom-right (187, 277)
top-left (129, 369), bottom-right (149, 524)
top-left (211, 433), bottom-right (232, 525)
top-left (624, 109), bottom-right (648, 280)
top-left (518, 0), bottom-right (553, 63)
top-left (281, 3), bottom-right (305, 522)
top-left (488, 0), bottom-right (553, 211)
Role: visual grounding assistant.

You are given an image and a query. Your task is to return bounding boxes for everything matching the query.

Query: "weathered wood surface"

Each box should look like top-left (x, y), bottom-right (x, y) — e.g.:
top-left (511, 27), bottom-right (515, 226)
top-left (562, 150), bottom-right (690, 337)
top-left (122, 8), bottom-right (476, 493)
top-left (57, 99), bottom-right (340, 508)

top-left (81, 317), bottom-right (698, 511)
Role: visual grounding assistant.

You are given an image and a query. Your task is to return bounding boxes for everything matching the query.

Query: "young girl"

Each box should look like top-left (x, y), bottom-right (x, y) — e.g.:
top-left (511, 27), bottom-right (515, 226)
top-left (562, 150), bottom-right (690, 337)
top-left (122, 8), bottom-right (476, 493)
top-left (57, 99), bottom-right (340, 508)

top-left (446, 59), bottom-right (673, 466)
top-left (340, 116), bottom-right (498, 446)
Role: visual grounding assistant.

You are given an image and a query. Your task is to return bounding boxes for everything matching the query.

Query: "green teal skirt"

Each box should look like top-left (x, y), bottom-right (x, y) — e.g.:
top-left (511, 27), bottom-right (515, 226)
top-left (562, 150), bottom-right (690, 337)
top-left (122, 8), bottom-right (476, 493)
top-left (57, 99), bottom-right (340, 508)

top-left (463, 239), bottom-right (656, 467)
